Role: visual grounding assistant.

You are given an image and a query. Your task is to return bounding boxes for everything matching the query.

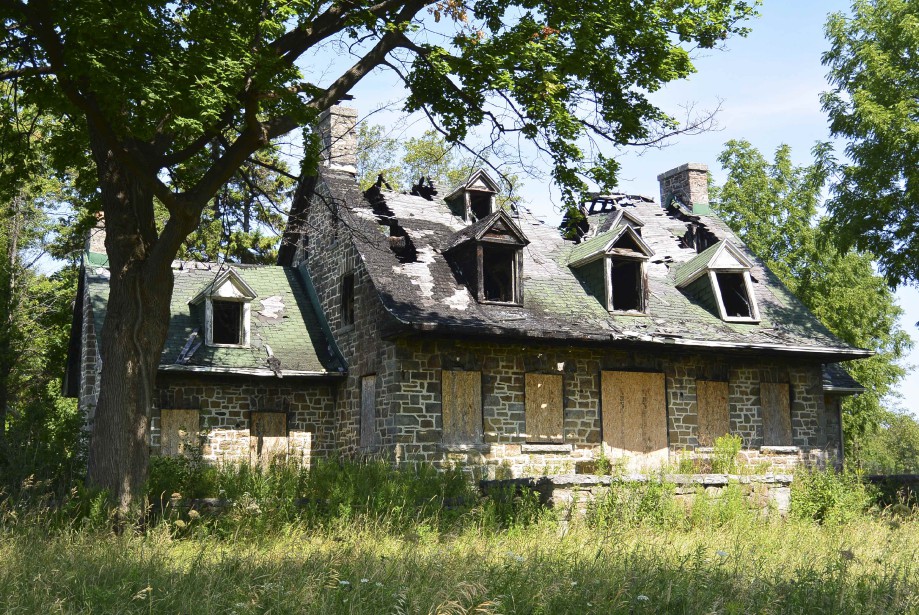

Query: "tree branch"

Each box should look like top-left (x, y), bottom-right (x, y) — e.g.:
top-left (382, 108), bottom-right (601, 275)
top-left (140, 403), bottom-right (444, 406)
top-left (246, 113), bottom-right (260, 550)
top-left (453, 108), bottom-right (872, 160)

top-left (0, 65), bottom-right (53, 81)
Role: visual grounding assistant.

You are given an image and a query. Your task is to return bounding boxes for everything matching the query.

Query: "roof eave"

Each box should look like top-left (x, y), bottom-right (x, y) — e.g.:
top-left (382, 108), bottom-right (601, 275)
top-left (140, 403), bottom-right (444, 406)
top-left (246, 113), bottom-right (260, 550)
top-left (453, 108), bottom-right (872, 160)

top-left (158, 365), bottom-right (346, 378)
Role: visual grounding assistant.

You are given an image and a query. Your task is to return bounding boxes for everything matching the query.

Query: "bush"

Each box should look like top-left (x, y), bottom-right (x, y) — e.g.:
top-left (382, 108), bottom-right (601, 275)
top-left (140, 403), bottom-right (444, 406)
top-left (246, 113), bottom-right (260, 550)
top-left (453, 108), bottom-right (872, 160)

top-left (711, 434), bottom-right (743, 474)
top-left (791, 467), bottom-right (873, 524)
top-left (587, 477), bottom-right (679, 529)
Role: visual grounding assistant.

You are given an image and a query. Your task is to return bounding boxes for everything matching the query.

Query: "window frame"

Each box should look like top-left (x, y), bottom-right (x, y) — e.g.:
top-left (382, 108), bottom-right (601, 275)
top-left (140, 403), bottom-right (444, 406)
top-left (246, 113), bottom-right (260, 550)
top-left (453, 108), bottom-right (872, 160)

top-left (205, 296), bottom-right (251, 348)
top-left (708, 269), bottom-right (760, 323)
top-left (606, 251), bottom-right (649, 314)
top-left (477, 241), bottom-right (522, 305)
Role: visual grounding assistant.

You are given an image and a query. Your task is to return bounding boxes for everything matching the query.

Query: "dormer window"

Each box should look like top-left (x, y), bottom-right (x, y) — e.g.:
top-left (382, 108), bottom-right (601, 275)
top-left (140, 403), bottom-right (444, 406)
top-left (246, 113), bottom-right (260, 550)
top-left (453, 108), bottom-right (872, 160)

top-left (212, 300), bottom-right (243, 344)
top-left (674, 240), bottom-right (760, 323)
top-left (568, 224), bottom-right (654, 314)
top-left (189, 268), bottom-right (257, 347)
top-left (444, 169), bottom-right (500, 222)
top-left (444, 210), bottom-right (529, 305)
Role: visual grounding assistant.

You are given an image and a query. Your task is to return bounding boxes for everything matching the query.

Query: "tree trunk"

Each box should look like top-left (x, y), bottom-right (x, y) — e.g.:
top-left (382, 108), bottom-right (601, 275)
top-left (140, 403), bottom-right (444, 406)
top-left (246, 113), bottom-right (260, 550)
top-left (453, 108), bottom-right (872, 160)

top-left (84, 131), bottom-right (187, 513)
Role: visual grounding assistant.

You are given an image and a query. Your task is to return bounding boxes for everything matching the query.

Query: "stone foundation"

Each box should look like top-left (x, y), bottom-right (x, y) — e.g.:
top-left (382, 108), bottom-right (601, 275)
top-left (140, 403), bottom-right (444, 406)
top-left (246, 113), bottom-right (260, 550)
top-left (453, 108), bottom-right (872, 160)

top-left (485, 473), bottom-right (795, 516)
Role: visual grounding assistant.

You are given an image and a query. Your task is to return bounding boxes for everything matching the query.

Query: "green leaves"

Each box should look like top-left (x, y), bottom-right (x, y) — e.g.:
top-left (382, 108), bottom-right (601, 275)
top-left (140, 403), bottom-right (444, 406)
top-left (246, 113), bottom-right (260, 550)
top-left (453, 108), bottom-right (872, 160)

top-left (822, 0), bottom-right (919, 286)
top-left (712, 140), bottom-right (911, 457)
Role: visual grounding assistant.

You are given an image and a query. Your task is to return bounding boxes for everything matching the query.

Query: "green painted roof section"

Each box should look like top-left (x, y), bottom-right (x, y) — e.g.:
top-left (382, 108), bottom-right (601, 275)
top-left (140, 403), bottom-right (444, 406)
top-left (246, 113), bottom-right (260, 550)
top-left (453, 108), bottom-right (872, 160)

top-left (567, 226), bottom-right (622, 264)
top-left (86, 263), bottom-right (343, 375)
top-left (673, 241), bottom-right (722, 286)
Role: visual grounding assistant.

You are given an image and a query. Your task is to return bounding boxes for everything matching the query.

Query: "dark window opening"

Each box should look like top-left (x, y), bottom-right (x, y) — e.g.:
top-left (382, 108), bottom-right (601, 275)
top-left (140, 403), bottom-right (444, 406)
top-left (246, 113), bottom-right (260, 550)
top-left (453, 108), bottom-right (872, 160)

top-left (212, 300), bottom-right (242, 344)
top-left (716, 272), bottom-right (752, 318)
top-left (446, 195), bottom-right (466, 220)
top-left (610, 259), bottom-right (642, 311)
top-left (341, 273), bottom-right (355, 325)
top-left (482, 244), bottom-right (516, 302)
top-left (469, 191), bottom-right (493, 221)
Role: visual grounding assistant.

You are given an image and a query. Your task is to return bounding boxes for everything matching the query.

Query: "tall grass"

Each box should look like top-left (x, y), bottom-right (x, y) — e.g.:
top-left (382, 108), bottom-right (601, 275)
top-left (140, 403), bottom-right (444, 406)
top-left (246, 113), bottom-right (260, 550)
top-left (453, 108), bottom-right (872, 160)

top-left (0, 461), bottom-right (915, 612)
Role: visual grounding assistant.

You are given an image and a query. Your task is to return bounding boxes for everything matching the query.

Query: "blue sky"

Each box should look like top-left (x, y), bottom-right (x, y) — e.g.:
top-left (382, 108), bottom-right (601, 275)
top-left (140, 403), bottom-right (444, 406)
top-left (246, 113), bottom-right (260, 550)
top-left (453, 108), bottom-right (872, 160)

top-left (335, 0), bottom-right (917, 412)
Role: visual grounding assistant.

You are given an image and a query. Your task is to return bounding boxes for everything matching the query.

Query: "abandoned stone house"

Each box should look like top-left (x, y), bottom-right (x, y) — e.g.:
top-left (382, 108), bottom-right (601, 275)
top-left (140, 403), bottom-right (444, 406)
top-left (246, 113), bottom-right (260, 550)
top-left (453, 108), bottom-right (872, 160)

top-left (65, 105), bottom-right (870, 475)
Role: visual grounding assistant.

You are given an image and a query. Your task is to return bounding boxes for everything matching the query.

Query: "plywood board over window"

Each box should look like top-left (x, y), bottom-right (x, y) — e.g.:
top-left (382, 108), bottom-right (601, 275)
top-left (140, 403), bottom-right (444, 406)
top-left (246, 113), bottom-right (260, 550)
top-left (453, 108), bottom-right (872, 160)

top-left (696, 380), bottom-right (730, 446)
top-left (601, 371), bottom-right (668, 467)
top-left (525, 373), bottom-right (564, 443)
top-left (160, 409), bottom-right (200, 457)
top-left (761, 382), bottom-right (792, 446)
top-left (360, 375), bottom-right (377, 448)
top-left (441, 370), bottom-right (482, 444)
top-left (250, 412), bottom-right (288, 466)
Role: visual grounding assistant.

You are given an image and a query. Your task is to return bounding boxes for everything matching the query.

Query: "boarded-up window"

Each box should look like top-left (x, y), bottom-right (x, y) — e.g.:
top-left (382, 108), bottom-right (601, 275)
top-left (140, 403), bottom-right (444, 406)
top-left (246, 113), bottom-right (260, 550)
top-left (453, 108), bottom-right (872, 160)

top-left (601, 371), bottom-right (667, 463)
top-left (160, 409), bottom-right (199, 457)
top-left (525, 373), bottom-right (564, 443)
top-left (696, 380), bottom-right (730, 446)
top-left (761, 382), bottom-right (791, 445)
top-left (250, 412), bottom-right (288, 465)
top-left (441, 370), bottom-right (482, 444)
top-left (360, 375), bottom-right (377, 448)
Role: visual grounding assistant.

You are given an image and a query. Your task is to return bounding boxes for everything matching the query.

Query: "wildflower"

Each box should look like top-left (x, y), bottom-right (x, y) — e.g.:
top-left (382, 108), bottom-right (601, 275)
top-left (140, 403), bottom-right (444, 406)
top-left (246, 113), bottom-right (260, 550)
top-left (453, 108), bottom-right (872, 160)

top-left (338, 580), bottom-right (352, 590)
top-left (188, 509), bottom-right (200, 520)
top-left (716, 550), bottom-right (728, 558)
top-left (375, 582), bottom-right (383, 587)
top-left (174, 519), bottom-right (186, 529)
top-left (636, 595), bottom-right (649, 602)
top-left (570, 581), bottom-right (578, 587)
top-left (360, 578), bottom-right (369, 584)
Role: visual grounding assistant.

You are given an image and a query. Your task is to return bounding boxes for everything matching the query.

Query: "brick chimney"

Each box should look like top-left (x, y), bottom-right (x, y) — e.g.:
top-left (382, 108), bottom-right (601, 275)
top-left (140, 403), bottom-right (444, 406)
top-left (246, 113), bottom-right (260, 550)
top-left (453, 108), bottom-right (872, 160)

top-left (657, 163), bottom-right (710, 214)
top-left (318, 105), bottom-right (358, 175)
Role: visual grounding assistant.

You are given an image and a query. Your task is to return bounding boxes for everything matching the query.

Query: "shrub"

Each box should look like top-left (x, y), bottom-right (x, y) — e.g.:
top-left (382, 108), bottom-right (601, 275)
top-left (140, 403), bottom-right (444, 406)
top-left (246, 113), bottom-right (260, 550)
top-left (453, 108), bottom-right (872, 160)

top-left (791, 467), bottom-right (873, 524)
top-left (587, 477), bottom-right (679, 529)
top-left (711, 434), bottom-right (743, 474)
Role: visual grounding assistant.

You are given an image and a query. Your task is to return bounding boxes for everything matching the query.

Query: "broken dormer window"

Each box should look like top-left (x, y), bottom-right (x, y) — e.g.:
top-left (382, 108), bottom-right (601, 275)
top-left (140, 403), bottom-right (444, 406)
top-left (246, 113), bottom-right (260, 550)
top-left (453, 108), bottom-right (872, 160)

top-left (444, 210), bottom-right (529, 305)
top-left (714, 272), bottom-right (755, 319)
top-left (468, 190), bottom-right (493, 221)
top-left (568, 225), bottom-right (653, 314)
top-left (444, 169), bottom-right (500, 222)
top-left (189, 268), bottom-right (255, 348)
top-left (212, 300), bottom-right (243, 344)
top-left (482, 244), bottom-right (517, 302)
top-left (610, 258), bottom-right (644, 311)
top-left (674, 240), bottom-right (760, 323)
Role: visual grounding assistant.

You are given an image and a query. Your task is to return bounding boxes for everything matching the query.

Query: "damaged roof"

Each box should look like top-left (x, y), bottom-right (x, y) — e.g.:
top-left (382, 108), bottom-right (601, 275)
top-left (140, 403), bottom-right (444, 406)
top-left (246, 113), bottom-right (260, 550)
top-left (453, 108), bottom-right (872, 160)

top-left (307, 168), bottom-right (870, 361)
top-left (84, 260), bottom-right (344, 378)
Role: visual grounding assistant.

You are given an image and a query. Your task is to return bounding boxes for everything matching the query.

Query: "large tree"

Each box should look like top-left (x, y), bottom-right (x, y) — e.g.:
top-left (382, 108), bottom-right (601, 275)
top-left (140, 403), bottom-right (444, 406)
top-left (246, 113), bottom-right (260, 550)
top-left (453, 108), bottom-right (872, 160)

top-left (822, 0), bottom-right (919, 286)
top-left (712, 140), bottom-right (911, 461)
top-left (0, 0), bottom-right (756, 509)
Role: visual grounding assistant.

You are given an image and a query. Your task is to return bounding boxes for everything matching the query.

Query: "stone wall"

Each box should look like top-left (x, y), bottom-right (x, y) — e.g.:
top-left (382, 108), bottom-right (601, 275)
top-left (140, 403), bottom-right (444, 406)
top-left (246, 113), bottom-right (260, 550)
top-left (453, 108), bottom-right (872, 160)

top-left (486, 473), bottom-right (795, 516)
top-left (294, 171), bottom-right (399, 458)
top-left (150, 376), bottom-right (337, 464)
top-left (384, 336), bottom-right (835, 477)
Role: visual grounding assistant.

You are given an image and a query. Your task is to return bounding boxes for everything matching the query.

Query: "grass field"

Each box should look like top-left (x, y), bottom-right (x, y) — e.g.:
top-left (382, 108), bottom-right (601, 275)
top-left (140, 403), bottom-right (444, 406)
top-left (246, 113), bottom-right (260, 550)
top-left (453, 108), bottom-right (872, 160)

top-left (1, 461), bottom-right (915, 614)
top-left (0, 513), bottom-right (916, 613)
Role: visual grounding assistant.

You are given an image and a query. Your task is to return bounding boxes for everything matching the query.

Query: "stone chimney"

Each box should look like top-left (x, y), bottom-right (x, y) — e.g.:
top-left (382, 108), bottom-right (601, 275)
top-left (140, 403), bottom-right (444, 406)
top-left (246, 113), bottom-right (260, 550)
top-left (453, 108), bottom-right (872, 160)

top-left (318, 105), bottom-right (358, 175)
top-left (85, 213), bottom-right (106, 256)
top-left (657, 163), bottom-right (710, 214)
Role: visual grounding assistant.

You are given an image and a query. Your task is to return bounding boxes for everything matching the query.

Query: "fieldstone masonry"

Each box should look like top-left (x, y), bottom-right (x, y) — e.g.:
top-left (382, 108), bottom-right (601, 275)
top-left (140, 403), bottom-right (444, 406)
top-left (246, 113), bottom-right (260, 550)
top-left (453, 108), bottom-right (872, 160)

top-left (657, 162), bottom-right (711, 211)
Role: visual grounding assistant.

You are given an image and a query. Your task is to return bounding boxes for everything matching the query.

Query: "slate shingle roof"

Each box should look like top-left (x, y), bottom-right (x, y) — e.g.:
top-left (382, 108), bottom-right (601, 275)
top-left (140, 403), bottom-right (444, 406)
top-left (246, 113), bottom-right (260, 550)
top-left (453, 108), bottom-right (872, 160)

top-left (85, 261), bottom-right (343, 377)
top-left (318, 168), bottom-right (870, 361)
